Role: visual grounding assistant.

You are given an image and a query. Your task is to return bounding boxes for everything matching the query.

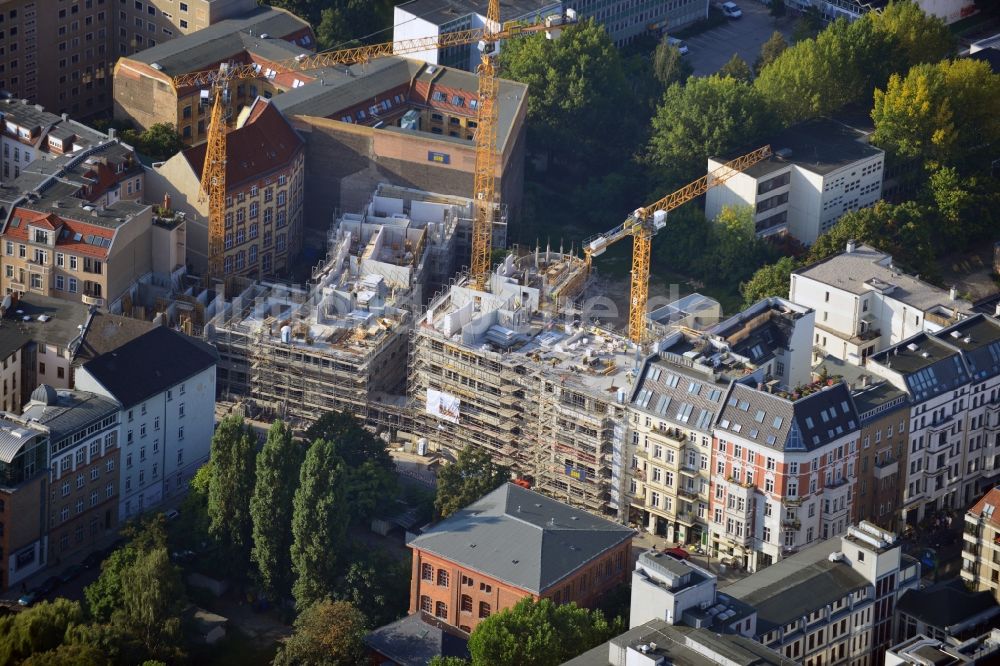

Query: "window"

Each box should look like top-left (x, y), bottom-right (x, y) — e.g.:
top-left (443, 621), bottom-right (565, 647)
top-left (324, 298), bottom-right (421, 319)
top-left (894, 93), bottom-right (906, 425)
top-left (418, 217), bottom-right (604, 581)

top-left (461, 594), bottom-right (472, 613)
top-left (479, 602), bottom-right (491, 618)
top-left (421, 563), bottom-right (433, 581)
top-left (420, 595), bottom-right (432, 613)
top-left (435, 601), bottom-right (447, 619)
top-left (437, 569), bottom-right (449, 586)
top-left (178, 426), bottom-right (184, 441)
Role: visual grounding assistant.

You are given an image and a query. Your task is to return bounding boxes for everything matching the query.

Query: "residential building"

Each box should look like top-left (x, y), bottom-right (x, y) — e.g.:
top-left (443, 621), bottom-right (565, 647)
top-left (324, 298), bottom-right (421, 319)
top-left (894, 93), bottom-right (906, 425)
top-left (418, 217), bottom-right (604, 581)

top-left (850, 379), bottom-right (909, 532)
top-left (118, 0), bottom-right (257, 57)
top-left (408, 252), bottom-right (630, 517)
top-left (646, 293), bottom-right (722, 335)
top-left (790, 242), bottom-right (974, 363)
top-left (365, 612), bottom-right (470, 666)
top-left (895, 579), bottom-right (1000, 645)
top-left (406, 483), bottom-right (633, 632)
top-left (961, 487), bottom-right (1000, 602)
top-left (112, 7), bottom-right (314, 140)
top-left (275, 56), bottom-right (528, 226)
top-left (74, 326), bottom-right (217, 520)
top-left (706, 118), bottom-right (885, 244)
top-left (627, 297), bottom-right (814, 548)
top-left (722, 523), bottom-right (921, 666)
top-left (629, 551), bottom-right (754, 632)
top-left (866, 333), bottom-right (976, 524)
top-left (393, 0), bottom-right (706, 63)
top-left (21, 385), bottom-right (119, 566)
top-left (0, 415), bottom-right (48, 590)
top-left (886, 629), bottom-right (1000, 666)
top-left (788, 0), bottom-right (978, 25)
top-left (0, 0), bottom-right (266, 120)
top-left (710, 380), bottom-right (861, 572)
top-left (145, 97), bottom-right (303, 278)
top-left (564, 619), bottom-right (791, 666)
top-left (0, 322), bottom-right (30, 414)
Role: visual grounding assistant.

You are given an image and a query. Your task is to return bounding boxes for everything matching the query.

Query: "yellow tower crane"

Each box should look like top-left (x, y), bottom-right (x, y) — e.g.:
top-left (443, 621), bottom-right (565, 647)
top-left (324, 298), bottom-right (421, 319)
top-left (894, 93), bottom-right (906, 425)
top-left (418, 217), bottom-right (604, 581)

top-left (583, 145), bottom-right (773, 344)
top-left (173, 9), bottom-right (575, 283)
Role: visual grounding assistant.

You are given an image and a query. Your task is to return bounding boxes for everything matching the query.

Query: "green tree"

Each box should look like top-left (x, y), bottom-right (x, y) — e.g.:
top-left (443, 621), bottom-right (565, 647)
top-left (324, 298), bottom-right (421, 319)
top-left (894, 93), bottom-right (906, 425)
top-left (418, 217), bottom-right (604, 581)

top-left (291, 439), bottom-right (349, 608)
top-left (305, 411), bottom-right (397, 523)
top-left (0, 599), bottom-right (86, 665)
top-left (435, 446), bottom-right (511, 518)
top-left (273, 600), bottom-right (367, 666)
top-left (740, 256), bottom-right (798, 306)
top-left (868, 0), bottom-right (953, 74)
top-left (467, 598), bottom-right (621, 666)
top-left (871, 59), bottom-right (1000, 170)
top-left (316, 7), bottom-right (352, 50)
top-left (115, 547), bottom-right (185, 662)
top-left (175, 460), bottom-right (212, 551)
top-left (791, 6), bottom-right (823, 42)
top-left (251, 420), bottom-right (303, 601)
top-left (21, 644), bottom-right (110, 666)
top-left (207, 413), bottom-right (257, 580)
top-left (646, 75), bottom-right (774, 181)
top-left (498, 19), bottom-right (634, 170)
top-left (770, 0), bottom-right (787, 18)
top-left (755, 31), bottom-right (788, 74)
top-left (335, 550), bottom-right (411, 627)
top-left (703, 205), bottom-right (776, 287)
top-left (428, 658), bottom-right (469, 666)
top-left (85, 519), bottom-right (167, 623)
top-left (121, 123), bottom-right (184, 161)
top-left (718, 53), bottom-right (753, 82)
top-left (652, 41), bottom-right (692, 88)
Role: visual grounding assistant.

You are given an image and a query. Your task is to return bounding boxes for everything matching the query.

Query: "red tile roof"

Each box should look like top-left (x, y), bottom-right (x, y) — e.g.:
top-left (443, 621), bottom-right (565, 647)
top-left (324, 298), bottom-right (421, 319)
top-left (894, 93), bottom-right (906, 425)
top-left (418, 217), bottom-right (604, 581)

top-left (968, 487), bottom-right (1000, 530)
top-left (183, 98), bottom-right (303, 189)
top-left (3, 208), bottom-right (114, 259)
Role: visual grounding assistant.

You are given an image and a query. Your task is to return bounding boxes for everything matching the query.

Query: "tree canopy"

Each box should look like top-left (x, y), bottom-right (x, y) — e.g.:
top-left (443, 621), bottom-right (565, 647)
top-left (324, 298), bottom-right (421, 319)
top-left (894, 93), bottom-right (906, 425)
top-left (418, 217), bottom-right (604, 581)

top-left (273, 600), bottom-right (367, 666)
top-left (652, 41), bottom-right (692, 88)
top-left (207, 413), bottom-right (257, 578)
top-left (718, 54), bottom-right (753, 82)
top-left (121, 124), bottom-right (184, 161)
top-left (435, 446), bottom-right (512, 518)
top-left (467, 598), bottom-right (622, 666)
top-left (740, 255), bottom-right (797, 307)
top-left (755, 31), bottom-right (788, 74)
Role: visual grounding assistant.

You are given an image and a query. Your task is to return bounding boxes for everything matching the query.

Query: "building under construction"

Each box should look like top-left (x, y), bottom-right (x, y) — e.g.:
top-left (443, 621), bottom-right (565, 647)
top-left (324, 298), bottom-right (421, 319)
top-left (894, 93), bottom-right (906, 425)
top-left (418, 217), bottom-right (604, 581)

top-left (408, 250), bottom-right (641, 518)
top-left (204, 184), bottom-right (477, 432)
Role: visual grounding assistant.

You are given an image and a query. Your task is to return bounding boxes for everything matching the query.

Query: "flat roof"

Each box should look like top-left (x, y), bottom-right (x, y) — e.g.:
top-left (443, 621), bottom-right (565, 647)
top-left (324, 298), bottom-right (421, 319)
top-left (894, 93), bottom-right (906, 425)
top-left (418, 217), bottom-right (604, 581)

top-left (3, 295), bottom-right (92, 348)
top-left (935, 314), bottom-right (1000, 383)
top-left (21, 389), bottom-right (118, 445)
top-left (869, 333), bottom-right (970, 402)
top-left (396, 0), bottom-right (560, 25)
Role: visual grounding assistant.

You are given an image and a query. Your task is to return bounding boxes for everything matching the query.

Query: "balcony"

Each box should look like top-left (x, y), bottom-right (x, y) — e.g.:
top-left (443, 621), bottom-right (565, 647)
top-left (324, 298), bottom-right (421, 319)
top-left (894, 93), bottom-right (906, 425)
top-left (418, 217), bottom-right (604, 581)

top-left (81, 294), bottom-right (105, 307)
top-left (873, 458), bottom-right (898, 480)
top-left (784, 497), bottom-right (802, 507)
top-left (679, 487), bottom-right (699, 501)
top-left (782, 518), bottom-right (801, 530)
top-left (654, 424), bottom-right (687, 446)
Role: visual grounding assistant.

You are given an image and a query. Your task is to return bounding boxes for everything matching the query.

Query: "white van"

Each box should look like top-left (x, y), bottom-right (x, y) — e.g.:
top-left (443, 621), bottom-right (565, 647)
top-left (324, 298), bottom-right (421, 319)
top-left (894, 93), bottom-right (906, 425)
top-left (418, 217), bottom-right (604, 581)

top-left (721, 1), bottom-right (743, 18)
top-left (667, 37), bottom-right (689, 55)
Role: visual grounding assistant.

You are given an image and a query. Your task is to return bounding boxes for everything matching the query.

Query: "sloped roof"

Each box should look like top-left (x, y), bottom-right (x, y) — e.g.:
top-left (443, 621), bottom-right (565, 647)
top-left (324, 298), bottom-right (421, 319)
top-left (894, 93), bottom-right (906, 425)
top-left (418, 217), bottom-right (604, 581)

top-left (3, 208), bottom-right (116, 259)
top-left (934, 314), bottom-right (1000, 383)
top-left (631, 356), bottom-right (726, 433)
top-left (896, 579), bottom-right (1000, 631)
top-left (21, 389), bottom-right (118, 444)
top-left (715, 381), bottom-right (858, 452)
top-left (870, 333), bottom-right (970, 403)
top-left (72, 311), bottom-right (158, 364)
top-left (968, 487), bottom-right (1000, 531)
top-left (408, 483), bottom-right (634, 594)
top-left (364, 612), bottom-right (470, 666)
top-left (80, 326), bottom-right (218, 408)
top-left (183, 98), bottom-right (303, 188)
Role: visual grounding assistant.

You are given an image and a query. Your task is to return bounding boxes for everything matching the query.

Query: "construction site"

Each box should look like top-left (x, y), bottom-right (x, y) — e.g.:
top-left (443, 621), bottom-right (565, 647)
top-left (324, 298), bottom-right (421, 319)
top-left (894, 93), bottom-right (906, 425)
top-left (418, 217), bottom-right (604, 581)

top-left (407, 249), bottom-right (643, 517)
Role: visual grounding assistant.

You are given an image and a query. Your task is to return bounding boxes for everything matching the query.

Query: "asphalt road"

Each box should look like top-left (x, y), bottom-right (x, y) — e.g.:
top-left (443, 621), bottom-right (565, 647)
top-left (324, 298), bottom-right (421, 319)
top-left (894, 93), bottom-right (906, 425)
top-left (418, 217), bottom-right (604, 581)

top-left (683, 2), bottom-right (796, 77)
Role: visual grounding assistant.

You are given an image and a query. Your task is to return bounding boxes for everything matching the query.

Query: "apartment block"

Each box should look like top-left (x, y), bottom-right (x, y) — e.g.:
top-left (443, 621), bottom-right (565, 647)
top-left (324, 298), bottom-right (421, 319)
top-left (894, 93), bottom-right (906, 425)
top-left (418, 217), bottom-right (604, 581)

top-left (74, 325), bottom-right (217, 520)
top-left (393, 0), bottom-right (707, 64)
top-left (145, 97), bottom-right (303, 278)
top-left (961, 487), bottom-right (1000, 602)
top-left (21, 385), bottom-right (119, 566)
top-left (710, 380), bottom-right (862, 572)
top-left (865, 315), bottom-right (1000, 525)
top-left (0, 323), bottom-right (29, 414)
top-left (112, 7), bottom-right (313, 140)
top-left (886, 630), bottom-right (1000, 666)
top-left (706, 118), bottom-right (885, 244)
top-left (408, 251), bottom-right (632, 517)
top-left (626, 297), bottom-right (814, 548)
top-left (407, 483), bottom-right (633, 633)
top-left (276, 57), bottom-right (527, 226)
top-left (0, 416), bottom-right (48, 590)
top-left (117, 0), bottom-right (257, 58)
top-left (791, 242), bottom-right (974, 364)
top-left (850, 379), bottom-right (909, 532)
top-left (723, 523), bottom-right (921, 666)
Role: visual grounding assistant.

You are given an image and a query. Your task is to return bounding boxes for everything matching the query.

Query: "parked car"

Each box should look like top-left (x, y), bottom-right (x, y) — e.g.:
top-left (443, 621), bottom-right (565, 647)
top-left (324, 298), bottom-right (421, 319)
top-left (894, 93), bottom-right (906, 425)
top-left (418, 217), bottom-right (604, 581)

top-left (666, 37), bottom-right (689, 56)
top-left (17, 589), bottom-right (39, 606)
top-left (37, 576), bottom-right (61, 597)
top-left (82, 550), bottom-right (105, 570)
top-left (58, 564), bottom-right (84, 584)
top-left (163, 508), bottom-right (180, 521)
top-left (663, 546), bottom-right (692, 560)
top-left (721, 1), bottom-right (743, 18)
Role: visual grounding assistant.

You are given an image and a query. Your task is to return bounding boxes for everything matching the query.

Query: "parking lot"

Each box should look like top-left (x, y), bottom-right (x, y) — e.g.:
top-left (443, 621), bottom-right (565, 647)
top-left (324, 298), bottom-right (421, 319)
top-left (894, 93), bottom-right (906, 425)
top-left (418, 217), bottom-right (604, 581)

top-left (683, 2), bottom-right (796, 77)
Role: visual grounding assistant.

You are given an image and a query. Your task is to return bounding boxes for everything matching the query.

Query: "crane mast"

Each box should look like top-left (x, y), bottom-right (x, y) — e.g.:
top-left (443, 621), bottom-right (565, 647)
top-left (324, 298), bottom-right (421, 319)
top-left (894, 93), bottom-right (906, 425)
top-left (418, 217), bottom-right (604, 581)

top-left (469, 0), bottom-right (502, 291)
top-left (584, 145), bottom-right (773, 344)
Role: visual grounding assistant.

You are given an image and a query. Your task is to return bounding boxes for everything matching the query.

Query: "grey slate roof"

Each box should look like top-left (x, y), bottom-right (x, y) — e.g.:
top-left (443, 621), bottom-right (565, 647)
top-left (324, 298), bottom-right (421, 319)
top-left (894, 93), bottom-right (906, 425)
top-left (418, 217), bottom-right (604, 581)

top-left (408, 483), bottom-right (634, 594)
top-left (715, 381), bottom-right (858, 452)
top-left (631, 356), bottom-right (727, 433)
top-left (896, 579), bottom-right (1000, 632)
top-left (794, 244), bottom-right (973, 314)
top-left (721, 538), bottom-right (869, 634)
top-left (364, 612), bottom-right (470, 666)
top-left (21, 389), bottom-right (118, 446)
top-left (869, 333), bottom-right (970, 403)
top-left (934, 314), bottom-right (1000, 383)
top-left (81, 326), bottom-right (218, 408)
top-left (72, 311), bottom-right (157, 364)
top-left (129, 7), bottom-right (311, 77)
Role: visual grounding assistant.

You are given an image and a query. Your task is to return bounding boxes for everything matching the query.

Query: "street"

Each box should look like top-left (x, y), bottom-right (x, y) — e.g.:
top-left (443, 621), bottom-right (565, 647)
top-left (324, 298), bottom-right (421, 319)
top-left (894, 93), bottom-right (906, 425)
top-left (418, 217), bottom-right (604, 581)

top-left (683, 2), bottom-right (795, 76)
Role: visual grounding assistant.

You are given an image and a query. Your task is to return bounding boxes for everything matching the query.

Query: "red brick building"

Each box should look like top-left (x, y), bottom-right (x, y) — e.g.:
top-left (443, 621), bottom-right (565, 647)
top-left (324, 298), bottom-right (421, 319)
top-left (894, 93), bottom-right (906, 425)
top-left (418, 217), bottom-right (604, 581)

top-left (407, 483), bottom-right (634, 633)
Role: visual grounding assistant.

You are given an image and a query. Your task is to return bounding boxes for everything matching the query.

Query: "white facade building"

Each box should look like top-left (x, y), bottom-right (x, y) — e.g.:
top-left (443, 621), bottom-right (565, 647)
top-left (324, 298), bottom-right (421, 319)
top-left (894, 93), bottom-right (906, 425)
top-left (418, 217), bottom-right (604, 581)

top-left (74, 326), bottom-right (217, 520)
top-left (790, 243), bottom-right (974, 364)
top-left (706, 118), bottom-right (884, 245)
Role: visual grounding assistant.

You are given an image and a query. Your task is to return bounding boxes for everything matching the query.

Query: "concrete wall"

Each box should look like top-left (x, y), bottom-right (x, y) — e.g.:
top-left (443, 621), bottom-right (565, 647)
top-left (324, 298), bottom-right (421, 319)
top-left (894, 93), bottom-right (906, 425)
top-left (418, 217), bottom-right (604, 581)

top-left (107, 208), bottom-right (155, 306)
top-left (145, 156), bottom-right (208, 270)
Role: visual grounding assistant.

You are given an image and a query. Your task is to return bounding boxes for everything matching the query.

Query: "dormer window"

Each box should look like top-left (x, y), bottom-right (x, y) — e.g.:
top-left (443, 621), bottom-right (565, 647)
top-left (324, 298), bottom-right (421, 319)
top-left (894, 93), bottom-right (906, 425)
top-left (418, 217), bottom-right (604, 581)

top-left (33, 229), bottom-right (48, 244)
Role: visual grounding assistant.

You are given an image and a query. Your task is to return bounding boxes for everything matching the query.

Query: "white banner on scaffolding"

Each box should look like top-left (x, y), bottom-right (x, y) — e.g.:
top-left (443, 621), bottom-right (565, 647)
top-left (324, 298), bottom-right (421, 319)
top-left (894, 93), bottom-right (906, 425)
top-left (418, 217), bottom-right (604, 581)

top-left (426, 389), bottom-right (460, 423)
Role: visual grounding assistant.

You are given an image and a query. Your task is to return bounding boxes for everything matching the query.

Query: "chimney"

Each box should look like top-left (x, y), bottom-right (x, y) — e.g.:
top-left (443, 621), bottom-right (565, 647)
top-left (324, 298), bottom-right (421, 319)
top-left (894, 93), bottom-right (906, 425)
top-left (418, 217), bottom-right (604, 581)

top-left (846, 239), bottom-right (856, 254)
top-left (61, 113), bottom-right (69, 121)
top-left (995, 303), bottom-right (1000, 318)
top-left (163, 193), bottom-right (171, 211)
top-left (108, 128), bottom-right (116, 140)
top-left (949, 286), bottom-right (957, 301)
